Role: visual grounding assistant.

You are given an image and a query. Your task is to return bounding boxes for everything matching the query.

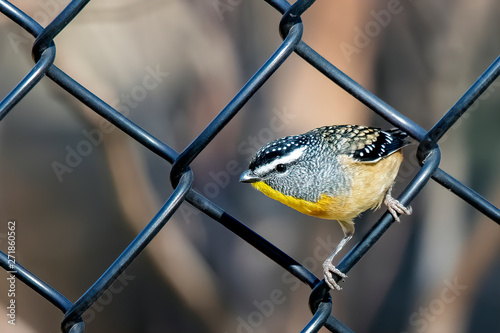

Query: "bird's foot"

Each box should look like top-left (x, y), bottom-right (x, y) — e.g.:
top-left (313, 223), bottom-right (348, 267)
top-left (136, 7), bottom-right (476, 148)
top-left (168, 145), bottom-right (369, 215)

top-left (323, 259), bottom-right (347, 290)
top-left (384, 192), bottom-right (412, 222)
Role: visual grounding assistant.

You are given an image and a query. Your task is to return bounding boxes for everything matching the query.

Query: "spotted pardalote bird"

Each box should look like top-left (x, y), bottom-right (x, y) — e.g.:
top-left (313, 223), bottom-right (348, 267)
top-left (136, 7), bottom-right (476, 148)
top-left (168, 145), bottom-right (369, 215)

top-left (240, 125), bottom-right (412, 290)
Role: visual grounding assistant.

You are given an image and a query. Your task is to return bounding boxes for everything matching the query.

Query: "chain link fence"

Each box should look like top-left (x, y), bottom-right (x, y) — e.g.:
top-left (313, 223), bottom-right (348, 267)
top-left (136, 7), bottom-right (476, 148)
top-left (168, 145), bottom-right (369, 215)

top-left (0, 0), bottom-right (499, 332)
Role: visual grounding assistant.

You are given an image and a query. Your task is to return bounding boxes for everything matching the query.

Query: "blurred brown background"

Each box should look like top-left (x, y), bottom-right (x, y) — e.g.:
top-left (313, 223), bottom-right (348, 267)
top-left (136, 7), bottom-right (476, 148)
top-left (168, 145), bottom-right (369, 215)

top-left (0, 1), bottom-right (499, 332)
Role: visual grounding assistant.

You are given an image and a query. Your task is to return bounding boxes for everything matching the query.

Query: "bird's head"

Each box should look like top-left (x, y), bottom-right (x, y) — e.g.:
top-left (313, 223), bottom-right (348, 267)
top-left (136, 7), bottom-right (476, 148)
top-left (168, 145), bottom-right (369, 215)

top-left (240, 133), bottom-right (331, 203)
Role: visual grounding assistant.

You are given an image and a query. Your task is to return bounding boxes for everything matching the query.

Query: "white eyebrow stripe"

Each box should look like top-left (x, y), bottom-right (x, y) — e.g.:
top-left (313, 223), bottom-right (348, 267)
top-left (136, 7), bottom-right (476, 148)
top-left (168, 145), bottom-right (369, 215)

top-left (254, 146), bottom-right (306, 175)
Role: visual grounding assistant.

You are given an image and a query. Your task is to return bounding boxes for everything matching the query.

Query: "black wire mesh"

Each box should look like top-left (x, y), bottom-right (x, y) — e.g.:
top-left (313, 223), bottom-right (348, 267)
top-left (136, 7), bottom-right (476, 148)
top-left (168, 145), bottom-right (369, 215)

top-left (0, 1), bottom-right (499, 332)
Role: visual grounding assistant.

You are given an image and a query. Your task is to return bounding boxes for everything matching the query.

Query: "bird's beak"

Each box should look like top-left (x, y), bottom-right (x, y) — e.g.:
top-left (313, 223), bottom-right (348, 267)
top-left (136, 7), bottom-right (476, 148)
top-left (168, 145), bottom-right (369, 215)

top-left (239, 170), bottom-right (261, 183)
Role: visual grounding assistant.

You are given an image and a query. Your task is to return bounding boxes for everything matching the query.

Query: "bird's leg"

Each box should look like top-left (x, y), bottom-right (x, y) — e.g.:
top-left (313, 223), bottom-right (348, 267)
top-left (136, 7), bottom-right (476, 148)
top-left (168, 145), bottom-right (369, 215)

top-left (323, 224), bottom-right (353, 290)
top-left (384, 187), bottom-right (412, 222)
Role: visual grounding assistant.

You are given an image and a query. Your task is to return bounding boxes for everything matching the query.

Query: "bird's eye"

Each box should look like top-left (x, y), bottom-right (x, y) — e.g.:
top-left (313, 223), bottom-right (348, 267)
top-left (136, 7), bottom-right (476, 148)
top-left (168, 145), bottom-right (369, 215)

top-left (276, 164), bottom-right (287, 173)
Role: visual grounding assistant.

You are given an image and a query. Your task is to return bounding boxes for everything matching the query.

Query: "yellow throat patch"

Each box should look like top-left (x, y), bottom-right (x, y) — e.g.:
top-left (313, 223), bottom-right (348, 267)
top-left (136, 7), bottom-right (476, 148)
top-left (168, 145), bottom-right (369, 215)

top-left (251, 181), bottom-right (351, 221)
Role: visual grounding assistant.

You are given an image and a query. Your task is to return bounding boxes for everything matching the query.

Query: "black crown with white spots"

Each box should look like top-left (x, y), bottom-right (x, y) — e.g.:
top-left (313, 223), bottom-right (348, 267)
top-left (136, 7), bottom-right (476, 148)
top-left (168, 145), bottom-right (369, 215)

top-left (249, 134), bottom-right (308, 171)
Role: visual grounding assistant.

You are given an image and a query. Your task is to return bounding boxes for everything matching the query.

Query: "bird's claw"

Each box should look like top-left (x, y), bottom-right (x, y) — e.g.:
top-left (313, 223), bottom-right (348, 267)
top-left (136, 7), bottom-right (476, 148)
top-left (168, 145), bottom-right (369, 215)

top-left (323, 260), bottom-right (347, 290)
top-left (384, 193), bottom-right (412, 222)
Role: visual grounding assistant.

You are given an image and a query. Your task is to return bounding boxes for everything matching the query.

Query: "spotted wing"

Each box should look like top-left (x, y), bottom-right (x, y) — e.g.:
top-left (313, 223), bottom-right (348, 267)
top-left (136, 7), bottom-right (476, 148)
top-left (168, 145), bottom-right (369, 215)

top-left (317, 125), bottom-right (411, 163)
